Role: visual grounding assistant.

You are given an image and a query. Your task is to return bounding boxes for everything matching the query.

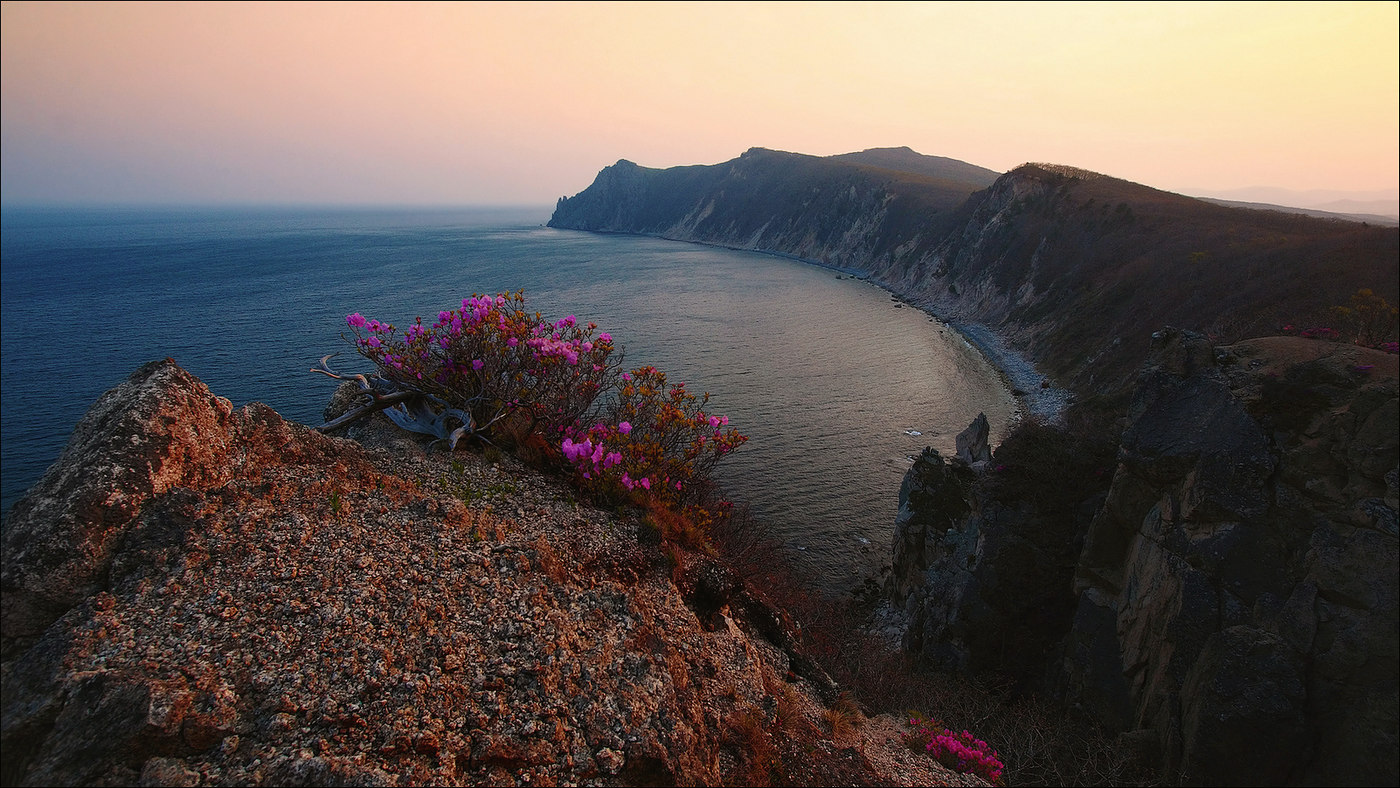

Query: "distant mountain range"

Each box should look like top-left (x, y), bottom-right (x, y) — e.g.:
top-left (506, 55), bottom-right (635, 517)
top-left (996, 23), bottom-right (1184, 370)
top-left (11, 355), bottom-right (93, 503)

top-left (550, 147), bottom-right (1399, 393)
top-left (1185, 186), bottom-right (1400, 223)
top-left (1194, 196), bottom-right (1399, 227)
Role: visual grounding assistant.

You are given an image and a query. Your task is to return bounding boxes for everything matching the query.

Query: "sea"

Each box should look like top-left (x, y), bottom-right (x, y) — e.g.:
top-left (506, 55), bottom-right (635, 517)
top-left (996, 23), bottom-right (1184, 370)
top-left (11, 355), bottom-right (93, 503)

top-left (0, 206), bottom-right (1016, 594)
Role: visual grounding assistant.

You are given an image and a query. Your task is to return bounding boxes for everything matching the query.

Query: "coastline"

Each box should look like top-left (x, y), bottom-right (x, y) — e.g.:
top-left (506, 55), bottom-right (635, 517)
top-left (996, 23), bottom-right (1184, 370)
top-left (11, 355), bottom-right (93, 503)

top-left (945, 321), bottom-right (1071, 424)
top-left (551, 225), bottom-right (1070, 426)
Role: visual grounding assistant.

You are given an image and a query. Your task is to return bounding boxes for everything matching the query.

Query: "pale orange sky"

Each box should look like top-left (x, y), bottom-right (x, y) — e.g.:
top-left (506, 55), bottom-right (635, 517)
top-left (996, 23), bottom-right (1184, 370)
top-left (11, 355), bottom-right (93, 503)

top-left (2, 1), bottom-right (1396, 205)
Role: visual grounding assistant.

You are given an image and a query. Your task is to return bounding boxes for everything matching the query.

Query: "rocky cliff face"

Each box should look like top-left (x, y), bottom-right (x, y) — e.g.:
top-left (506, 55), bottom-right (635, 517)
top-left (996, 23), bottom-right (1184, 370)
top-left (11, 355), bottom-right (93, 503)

top-left (888, 332), bottom-right (1399, 785)
top-left (551, 153), bottom-right (1399, 395)
top-left (549, 147), bottom-right (995, 272)
top-left (1, 361), bottom-right (977, 787)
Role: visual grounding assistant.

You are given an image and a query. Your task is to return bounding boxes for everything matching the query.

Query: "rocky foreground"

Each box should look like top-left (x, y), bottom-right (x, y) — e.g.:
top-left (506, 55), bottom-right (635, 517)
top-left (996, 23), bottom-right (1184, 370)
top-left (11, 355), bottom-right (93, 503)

top-left (1, 360), bottom-right (980, 787)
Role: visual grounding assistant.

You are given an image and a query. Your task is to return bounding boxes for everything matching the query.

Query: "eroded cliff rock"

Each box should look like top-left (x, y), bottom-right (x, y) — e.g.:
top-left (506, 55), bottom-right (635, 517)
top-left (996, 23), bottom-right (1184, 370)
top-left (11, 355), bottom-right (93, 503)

top-left (1, 361), bottom-right (977, 787)
top-left (1067, 330), bottom-right (1398, 785)
top-left (888, 331), bottom-right (1399, 786)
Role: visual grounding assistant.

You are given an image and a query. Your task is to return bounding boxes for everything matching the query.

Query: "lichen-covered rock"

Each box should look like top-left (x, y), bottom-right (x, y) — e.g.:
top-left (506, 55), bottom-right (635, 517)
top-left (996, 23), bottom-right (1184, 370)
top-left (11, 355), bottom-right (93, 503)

top-left (1, 361), bottom-right (240, 657)
top-left (2, 361), bottom-right (971, 787)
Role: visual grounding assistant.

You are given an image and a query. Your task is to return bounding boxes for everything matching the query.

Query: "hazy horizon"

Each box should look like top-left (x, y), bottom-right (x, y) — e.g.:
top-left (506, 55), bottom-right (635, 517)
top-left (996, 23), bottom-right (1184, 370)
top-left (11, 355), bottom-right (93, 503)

top-left (3, 2), bottom-right (1397, 210)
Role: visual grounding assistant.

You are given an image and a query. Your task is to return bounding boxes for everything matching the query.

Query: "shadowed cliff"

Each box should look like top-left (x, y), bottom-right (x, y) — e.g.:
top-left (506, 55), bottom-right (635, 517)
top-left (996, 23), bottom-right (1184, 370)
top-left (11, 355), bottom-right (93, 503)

top-left (888, 333), bottom-right (1398, 785)
top-left (551, 150), bottom-right (1398, 394)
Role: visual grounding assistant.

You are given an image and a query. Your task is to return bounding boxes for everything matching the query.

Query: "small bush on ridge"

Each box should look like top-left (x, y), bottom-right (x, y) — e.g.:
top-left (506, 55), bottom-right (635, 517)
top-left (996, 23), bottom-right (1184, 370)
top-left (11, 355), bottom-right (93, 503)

top-left (342, 290), bottom-right (747, 534)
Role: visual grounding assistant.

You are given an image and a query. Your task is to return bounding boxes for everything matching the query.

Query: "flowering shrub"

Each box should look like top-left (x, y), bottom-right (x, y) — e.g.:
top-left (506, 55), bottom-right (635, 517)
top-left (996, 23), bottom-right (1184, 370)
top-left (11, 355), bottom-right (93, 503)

top-left (1279, 324), bottom-right (1399, 354)
top-left (1279, 290), bottom-right (1399, 354)
top-left (903, 713), bottom-right (1005, 785)
top-left (341, 291), bottom-right (746, 528)
top-left (559, 365), bottom-right (746, 508)
top-left (346, 291), bottom-right (623, 443)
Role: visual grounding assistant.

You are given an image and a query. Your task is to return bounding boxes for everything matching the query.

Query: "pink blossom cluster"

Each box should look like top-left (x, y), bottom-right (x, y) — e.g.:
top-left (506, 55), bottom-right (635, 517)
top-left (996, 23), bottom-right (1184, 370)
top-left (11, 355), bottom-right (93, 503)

top-left (340, 291), bottom-right (746, 524)
top-left (342, 290), bottom-right (621, 447)
top-left (561, 432), bottom-right (623, 479)
top-left (1279, 324), bottom-right (1397, 354)
top-left (905, 716), bottom-right (1004, 785)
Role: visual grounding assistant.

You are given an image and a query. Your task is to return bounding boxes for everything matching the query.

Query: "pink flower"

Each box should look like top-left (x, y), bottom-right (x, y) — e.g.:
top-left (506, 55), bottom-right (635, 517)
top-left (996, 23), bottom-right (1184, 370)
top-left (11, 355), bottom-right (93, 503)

top-left (367, 336), bottom-right (382, 348)
top-left (639, 477), bottom-right (651, 490)
top-left (618, 421), bottom-right (632, 435)
top-left (471, 359), bottom-right (484, 371)
top-left (347, 313), bottom-right (367, 328)
top-left (599, 332), bottom-right (612, 343)
top-left (507, 337), bottom-right (518, 347)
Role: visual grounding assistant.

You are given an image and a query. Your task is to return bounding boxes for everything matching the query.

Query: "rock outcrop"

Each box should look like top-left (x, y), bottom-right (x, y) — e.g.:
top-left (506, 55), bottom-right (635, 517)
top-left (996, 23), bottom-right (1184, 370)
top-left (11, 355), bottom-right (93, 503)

top-left (954, 413), bottom-right (992, 466)
top-left (886, 430), bottom-right (1096, 684)
top-left (888, 331), bottom-right (1399, 786)
top-left (1067, 330), bottom-right (1398, 785)
top-left (1, 361), bottom-right (977, 787)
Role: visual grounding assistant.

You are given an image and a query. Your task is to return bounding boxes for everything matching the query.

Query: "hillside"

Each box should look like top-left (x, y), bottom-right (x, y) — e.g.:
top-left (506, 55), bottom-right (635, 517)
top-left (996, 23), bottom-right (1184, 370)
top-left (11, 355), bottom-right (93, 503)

top-left (548, 147), bottom-right (996, 272)
top-left (550, 151), bottom-right (1399, 393)
top-left (0, 361), bottom-right (978, 787)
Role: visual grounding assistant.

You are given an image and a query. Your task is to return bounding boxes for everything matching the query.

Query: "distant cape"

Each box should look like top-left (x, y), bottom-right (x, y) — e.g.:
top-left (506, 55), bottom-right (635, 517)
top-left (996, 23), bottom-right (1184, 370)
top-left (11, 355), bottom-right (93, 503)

top-left (550, 147), bottom-right (1399, 394)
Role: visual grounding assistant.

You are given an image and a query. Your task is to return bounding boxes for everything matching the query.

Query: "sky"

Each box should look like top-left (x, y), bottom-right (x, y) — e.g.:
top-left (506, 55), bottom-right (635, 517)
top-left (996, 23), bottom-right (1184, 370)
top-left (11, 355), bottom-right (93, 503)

top-left (2, 1), bottom-right (1397, 207)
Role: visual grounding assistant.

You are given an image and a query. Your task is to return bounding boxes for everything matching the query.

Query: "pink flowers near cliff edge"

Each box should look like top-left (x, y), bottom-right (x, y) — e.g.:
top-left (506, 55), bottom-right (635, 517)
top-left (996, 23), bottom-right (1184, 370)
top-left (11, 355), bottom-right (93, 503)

top-left (342, 290), bottom-right (746, 516)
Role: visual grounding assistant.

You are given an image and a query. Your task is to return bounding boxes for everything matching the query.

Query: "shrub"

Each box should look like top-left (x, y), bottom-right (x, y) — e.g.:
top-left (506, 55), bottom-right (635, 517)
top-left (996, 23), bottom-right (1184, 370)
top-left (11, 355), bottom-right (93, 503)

top-left (345, 290), bottom-right (623, 444)
top-left (903, 712), bottom-right (1005, 785)
top-left (559, 365), bottom-right (746, 509)
top-left (1331, 288), bottom-right (1399, 347)
top-left (341, 290), bottom-right (747, 531)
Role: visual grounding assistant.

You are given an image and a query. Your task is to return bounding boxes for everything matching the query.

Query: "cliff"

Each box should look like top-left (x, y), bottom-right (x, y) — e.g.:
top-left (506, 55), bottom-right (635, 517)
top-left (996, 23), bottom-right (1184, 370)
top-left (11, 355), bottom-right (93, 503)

top-left (1, 361), bottom-right (978, 787)
top-left (887, 332), bottom-right (1399, 785)
top-left (550, 151), bottom-right (1399, 394)
top-left (548, 147), bottom-right (997, 272)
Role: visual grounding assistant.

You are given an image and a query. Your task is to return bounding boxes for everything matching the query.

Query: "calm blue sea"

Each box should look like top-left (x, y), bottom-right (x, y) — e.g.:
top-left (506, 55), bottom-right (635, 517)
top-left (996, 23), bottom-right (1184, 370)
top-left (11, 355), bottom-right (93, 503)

top-left (0, 206), bottom-right (1015, 592)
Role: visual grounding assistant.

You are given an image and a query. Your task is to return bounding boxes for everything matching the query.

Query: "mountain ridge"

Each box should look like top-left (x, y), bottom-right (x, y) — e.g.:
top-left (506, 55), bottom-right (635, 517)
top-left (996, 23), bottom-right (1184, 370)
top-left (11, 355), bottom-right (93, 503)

top-left (550, 149), bottom-right (1399, 394)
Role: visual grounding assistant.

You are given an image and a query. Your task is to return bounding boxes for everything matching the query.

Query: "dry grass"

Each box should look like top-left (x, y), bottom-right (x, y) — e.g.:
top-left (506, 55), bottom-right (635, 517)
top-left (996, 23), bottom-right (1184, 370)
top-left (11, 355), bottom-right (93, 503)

top-left (821, 692), bottom-right (862, 742)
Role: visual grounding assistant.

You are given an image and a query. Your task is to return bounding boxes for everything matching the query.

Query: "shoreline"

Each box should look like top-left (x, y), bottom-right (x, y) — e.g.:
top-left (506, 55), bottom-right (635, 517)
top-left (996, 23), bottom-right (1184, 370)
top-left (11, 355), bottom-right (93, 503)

top-left (944, 321), bottom-right (1071, 424)
top-left (551, 225), bottom-right (1070, 425)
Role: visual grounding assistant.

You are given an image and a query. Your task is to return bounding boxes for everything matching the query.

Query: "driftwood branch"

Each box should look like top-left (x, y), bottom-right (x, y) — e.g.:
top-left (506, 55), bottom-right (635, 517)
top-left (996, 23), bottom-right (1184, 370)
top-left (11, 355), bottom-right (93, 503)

top-left (311, 354), bottom-right (477, 449)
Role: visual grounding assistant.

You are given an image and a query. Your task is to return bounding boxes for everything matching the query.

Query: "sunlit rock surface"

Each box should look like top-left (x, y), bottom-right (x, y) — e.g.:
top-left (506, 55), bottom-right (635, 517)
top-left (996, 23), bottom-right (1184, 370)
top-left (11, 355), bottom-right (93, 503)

top-left (1, 360), bottom-right (979, 787)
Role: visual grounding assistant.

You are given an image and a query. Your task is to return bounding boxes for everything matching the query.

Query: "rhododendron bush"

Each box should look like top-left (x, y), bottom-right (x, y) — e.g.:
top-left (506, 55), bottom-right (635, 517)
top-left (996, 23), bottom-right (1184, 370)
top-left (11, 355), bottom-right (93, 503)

top-left (903, 713), bottom-right (1005, 785)
top-left (336, 290), bottom-right (746, 517)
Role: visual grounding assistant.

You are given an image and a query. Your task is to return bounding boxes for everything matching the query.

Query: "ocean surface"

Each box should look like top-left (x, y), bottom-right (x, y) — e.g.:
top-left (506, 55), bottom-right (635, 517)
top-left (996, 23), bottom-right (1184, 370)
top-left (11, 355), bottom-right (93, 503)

top-left (0, 206), bottom-right (1016, 593)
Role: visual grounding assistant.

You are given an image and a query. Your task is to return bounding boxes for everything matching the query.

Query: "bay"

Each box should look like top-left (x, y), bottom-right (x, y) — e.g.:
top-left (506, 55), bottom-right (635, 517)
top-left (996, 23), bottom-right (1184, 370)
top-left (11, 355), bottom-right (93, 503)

top-left (0, 206), bottom-right (1016, 592)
